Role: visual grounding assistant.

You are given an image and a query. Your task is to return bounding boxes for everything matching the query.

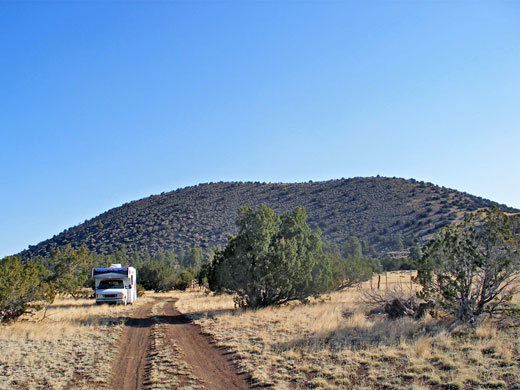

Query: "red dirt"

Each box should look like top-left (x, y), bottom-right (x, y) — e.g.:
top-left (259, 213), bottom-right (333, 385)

top-left (110, 301), bottom-right (155, 390)
top-left (110, 298), bottom-right (251, 390)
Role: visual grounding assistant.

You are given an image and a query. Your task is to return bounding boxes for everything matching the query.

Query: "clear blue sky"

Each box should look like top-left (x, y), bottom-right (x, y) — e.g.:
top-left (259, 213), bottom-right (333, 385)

top-left (1, 1), bottom-right (519, 258)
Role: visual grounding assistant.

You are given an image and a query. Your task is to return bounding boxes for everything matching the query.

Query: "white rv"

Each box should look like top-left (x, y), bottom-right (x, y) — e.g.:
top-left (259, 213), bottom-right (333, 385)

top-left (92, 264), bottom-right (137, 305)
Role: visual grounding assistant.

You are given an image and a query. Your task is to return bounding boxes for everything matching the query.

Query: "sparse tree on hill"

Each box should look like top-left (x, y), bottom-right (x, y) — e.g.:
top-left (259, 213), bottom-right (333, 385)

top-left (409, 243), bottom-right (422, 264)
top-left (391, 233), bottom-right (404, 251)
top-left (342, 236), bottom-right (363, 259)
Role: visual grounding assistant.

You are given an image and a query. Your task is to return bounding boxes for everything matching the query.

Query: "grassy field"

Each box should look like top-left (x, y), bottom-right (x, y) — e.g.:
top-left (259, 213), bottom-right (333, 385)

top-left (1, 272), bottom-right (518, 390)
top-left (174, 272), bottom-right (520, 390)
top-left (0, 295), bottom-right (152, 390)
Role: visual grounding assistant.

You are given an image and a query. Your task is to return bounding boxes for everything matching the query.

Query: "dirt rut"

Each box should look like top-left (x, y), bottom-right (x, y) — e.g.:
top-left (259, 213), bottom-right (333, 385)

top-left (110, 301), bottom-right (155, 390)
top-left (110, 298), bottom-right (250, 390)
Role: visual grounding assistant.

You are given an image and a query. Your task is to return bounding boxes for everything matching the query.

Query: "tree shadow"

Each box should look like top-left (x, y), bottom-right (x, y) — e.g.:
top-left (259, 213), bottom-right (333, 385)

top-left (122, 316), bottom-right (155, 328)
top-left (123, 309), bottom-right (234, 328)
top-left (48, 303), bottom-right (95, 309)
top-left (153, 313), bottom-right (191, 325)
top-left (273, 317), bottom-right (445, 352)
top-left (183, 308), bottom-right (237, 320)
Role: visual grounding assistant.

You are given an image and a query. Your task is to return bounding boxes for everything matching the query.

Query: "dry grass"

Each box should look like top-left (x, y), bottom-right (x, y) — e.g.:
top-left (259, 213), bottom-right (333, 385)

top-left (0, 295), bottom-right (152, 390)
top-left (2, 271), bottom-right (517, 390)
top-left (174, 272), bottom-right (520, 390)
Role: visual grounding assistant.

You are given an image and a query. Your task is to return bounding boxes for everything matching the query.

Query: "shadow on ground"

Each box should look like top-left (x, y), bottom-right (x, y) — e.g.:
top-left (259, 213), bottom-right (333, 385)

top-left (48, 303), bottom-right (95, 309)
top-left (273, 318), bottom-right (445, 352)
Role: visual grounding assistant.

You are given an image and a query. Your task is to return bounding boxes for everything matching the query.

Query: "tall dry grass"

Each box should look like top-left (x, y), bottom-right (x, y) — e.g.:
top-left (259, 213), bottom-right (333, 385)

top-left (174, 272), bottom-right (520, 390)
top-left (0, 295), bottom-right (152, 390)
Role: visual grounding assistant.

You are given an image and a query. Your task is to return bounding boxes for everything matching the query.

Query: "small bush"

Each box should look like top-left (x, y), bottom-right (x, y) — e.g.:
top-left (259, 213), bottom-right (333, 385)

top-left (136, 283), bottom-right (146, 297)
top-left (174, 270), bottom-right (194, 291)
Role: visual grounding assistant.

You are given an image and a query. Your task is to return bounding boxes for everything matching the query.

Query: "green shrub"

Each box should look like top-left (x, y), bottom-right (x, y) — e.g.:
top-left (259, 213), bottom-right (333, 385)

top-left (137, 259), bottom-right (176, 291)
top-left (0, 257), bottom-right (54, 323)
top-left (136, 283), bottom-right (146, 297)
top-left (174, 269), bottom-right (194, 290)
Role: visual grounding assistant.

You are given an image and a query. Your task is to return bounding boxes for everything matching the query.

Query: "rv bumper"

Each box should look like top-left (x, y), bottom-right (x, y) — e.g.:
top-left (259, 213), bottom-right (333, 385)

top-left (95, 298), bottom-right (126, 304)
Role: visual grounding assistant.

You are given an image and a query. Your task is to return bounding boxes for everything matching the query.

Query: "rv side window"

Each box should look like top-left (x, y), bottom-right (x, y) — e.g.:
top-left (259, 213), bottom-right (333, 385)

top-left (131, 275), bottom-right (134, 285)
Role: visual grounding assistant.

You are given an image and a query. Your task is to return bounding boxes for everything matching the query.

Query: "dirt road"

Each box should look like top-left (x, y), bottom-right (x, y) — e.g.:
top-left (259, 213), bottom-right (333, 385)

top-left (110, 298), bottom-right (251, 390)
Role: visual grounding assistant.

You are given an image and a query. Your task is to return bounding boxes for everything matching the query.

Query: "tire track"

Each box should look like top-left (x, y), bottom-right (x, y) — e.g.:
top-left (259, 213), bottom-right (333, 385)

top-left (110, 301), bottom-right (156, 390)
top-left (110, 298), bottom-right (251, 390)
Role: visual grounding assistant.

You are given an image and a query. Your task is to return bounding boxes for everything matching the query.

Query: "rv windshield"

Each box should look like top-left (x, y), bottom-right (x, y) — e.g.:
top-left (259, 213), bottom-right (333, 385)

top-left (98, 279), bottom-right (124, 289)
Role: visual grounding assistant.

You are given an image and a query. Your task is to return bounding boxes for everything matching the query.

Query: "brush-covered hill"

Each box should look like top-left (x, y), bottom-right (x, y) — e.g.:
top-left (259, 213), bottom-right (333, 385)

top-left (21, 177), bottom-right (517, 258)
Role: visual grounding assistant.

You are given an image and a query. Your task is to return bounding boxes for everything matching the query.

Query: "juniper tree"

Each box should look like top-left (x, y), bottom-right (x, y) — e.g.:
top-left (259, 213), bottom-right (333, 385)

top-left (46, 245), bottom-right (92, 298)
top-left (415, 208), bottom-right (520, 322)
top-left (329, 235), bottom-right (380, 288)
top-left (0, 256), bottom-right (54, 323)
top-left (209, 205), bottom-right (333, 308)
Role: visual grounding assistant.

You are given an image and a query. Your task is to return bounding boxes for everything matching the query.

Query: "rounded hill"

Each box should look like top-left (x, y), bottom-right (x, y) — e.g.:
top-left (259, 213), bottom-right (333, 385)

top-left (22, 177), bottom-right (517, 258)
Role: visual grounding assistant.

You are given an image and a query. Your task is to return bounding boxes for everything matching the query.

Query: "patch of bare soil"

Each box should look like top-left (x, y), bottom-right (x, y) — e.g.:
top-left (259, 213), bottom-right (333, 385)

top-left (110, 298), bottom-right (251, 390)
top-left (110, 301), bottom-right (155, 390)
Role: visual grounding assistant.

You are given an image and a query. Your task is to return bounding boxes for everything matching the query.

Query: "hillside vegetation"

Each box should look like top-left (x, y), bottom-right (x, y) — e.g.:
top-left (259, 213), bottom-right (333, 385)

top-left (21, 177), bottom-right (517, 258)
